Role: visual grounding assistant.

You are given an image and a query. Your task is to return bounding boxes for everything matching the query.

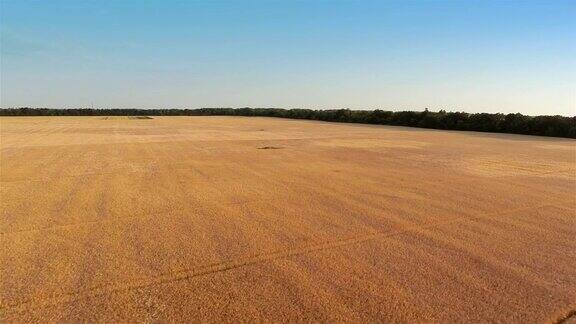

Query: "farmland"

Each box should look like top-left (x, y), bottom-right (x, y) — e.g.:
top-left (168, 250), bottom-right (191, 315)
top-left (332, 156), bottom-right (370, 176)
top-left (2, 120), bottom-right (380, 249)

top-left (1, 116), bottom-right (575, 322)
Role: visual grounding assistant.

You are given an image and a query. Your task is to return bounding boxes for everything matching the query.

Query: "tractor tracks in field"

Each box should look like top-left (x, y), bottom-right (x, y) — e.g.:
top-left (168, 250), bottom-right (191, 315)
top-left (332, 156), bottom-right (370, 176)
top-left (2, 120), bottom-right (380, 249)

top-left (3, 203), bottom-right (566, 313)
top-left (2, 229), bottom-right (386, 311)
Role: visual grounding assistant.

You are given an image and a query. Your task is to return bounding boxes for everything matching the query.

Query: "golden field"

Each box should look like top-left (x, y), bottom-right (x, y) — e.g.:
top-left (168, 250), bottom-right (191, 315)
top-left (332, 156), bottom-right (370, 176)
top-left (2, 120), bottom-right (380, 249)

top-left (1, 116), bottom-right (575, 322)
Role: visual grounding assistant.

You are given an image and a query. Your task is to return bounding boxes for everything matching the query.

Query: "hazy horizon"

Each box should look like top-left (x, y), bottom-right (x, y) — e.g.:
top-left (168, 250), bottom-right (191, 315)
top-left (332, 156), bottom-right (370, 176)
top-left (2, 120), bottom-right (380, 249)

top-left (1, 0), bottom-right (575, 116)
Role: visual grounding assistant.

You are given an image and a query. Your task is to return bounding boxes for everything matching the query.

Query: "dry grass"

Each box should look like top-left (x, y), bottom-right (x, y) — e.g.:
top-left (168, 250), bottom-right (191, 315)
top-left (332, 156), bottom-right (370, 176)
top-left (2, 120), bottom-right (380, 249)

top-left (1, 116), bottom-right (575, 322)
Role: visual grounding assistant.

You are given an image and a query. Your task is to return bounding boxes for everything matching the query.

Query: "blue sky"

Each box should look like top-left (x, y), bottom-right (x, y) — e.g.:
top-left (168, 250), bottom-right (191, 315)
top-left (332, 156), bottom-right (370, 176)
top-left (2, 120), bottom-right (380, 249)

top-left (1, 0), bottom-right (574, 115)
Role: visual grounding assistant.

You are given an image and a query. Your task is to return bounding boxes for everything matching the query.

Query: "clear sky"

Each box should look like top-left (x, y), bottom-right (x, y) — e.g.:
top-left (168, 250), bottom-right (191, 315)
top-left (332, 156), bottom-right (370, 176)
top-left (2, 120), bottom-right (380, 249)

top-left (1, 0), bottom-right (574, 115)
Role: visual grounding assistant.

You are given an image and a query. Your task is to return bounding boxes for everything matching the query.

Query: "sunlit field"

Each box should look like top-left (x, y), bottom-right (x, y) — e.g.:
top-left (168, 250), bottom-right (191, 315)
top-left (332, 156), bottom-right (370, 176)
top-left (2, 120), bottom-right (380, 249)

top-left (1, 116), bottom-right (575, 322)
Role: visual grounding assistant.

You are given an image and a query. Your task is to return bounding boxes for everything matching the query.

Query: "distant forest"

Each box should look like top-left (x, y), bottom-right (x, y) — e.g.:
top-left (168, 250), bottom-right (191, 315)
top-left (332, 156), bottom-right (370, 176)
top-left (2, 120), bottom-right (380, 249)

top-left (1, 107), bottom-right (575, 138)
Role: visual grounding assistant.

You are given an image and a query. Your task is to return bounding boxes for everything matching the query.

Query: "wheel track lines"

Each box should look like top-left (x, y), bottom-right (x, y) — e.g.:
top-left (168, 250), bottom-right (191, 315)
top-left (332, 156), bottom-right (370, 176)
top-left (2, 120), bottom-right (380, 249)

top-left (0, 207), bottom-right (169, 236)
top-left (172, 141), bottom-right (309, 248)
top-left (2, 230), bottom-right (392, 310)
top-left (0, 204), bottom-right (532, 310)
top-left (0, 140), bottom-right (64, 182)
top-left (1, 142), bottom-right (194, 235)
top-left (0, 166), bottom-right (169, 184)
top-left (4, 187), bottom-right (560, 312)
top-left (2, 204), bottom-right (552, 311)
top-left (264, 253), bottom-right (362, 321)
top-left (496, 176), bottom-right (576, 207)
top-left (1, 145), bottom-right (88, 236)
top-left (171, 138), bottom-right (322, 270)
top-left (408, 217), bottom-right (573, 294)
top-left (409, 211), bottom-right (576, 321)
top-left (0, 194), bottom-right (282, 237)
top-left (461, 204), bottom-right (575, 239)
top-left (3, 118), bottom-right (574, 320)
top-left (393, 202), bottom-right (576, 299)
top-left (313, 157), bottom-right (507, 221)
top-left (359, 230), bottom-right (516, 321)
top-left (13, 132), bottom-right (94, 303)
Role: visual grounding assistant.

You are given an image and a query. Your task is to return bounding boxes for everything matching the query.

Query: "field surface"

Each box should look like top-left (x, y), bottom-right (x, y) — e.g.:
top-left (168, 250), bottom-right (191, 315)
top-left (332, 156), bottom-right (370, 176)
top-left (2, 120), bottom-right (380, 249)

top-left (1, 116), bottom-right (575, 322)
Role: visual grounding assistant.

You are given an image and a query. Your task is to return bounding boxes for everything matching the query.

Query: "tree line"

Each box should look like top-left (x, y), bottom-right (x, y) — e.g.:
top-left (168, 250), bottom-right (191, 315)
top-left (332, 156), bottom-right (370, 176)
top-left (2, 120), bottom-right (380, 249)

top-left (1, 107), bottom-right (575, 138)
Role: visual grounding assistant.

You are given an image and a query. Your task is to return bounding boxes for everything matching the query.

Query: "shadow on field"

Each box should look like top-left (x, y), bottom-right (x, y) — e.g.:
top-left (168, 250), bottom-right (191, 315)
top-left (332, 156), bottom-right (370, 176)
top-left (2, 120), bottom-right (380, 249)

top-left (258, 146), bottom-right (283, 150)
